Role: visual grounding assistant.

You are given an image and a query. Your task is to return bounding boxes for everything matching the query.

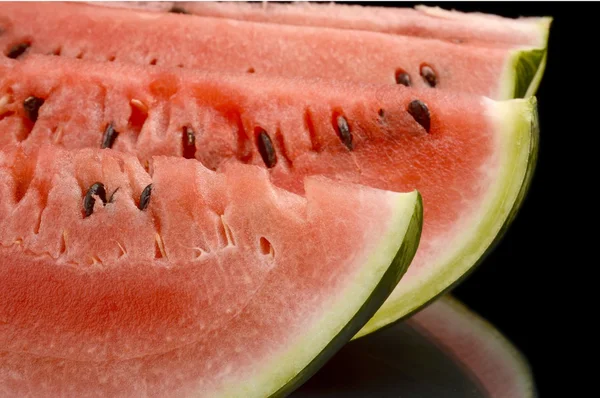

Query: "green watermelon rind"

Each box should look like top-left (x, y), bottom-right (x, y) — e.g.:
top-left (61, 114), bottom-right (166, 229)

top-left (266, 192), bottom-right (423, 398)
top-left (525, 17), bottom-right (552, 97)
top-left (353, 96), bottom-right (539, 340)
top-left (500, 17), bottom-right (552, 99)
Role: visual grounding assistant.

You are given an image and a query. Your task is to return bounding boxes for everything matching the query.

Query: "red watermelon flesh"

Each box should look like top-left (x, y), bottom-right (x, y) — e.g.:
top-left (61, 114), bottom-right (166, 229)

top-left (0, 55), bottom-right (538, 335)
top-left (1, 1), bottom-right (538, 99)
top-left (88, 1), bottom-right (550, 48)
top-left (163, 1), bottom-right (551, 48)
top-left (0, 143), bottom-right (422, 397)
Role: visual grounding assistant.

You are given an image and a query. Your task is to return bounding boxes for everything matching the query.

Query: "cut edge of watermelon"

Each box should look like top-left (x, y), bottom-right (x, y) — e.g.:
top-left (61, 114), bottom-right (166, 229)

top-left (409, 295), bottom-right (536, 398)
top-left (525, 17), bottom-right (552, 98)
top-left (219, 190), bottom-right (423, 398)
top-left (353, 96), bottom-right (539, 340)
top-left (417, 5), bottom-right (552, 47)
top-left (499, 17), bottom-right (552, 99)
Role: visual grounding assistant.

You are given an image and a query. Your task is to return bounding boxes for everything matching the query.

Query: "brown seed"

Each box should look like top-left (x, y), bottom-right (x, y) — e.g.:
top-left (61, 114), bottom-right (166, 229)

top-left (23, 96), bottom-right (44, 122)
top-left (395, 69), bottom-right (411, 87)
top-left (256, 129), bottom-right (277, 168)
top-left (169, 6), bottom-right (190, 14)
top-left (420, 64), bottom-right (437, 87)
top-left (407, 100), bottom-right (431, 133)
top-left (83, 182), bottom-right (107, 218)
top-left (6, 42), bottom-right (30, 59)
top-left (335, 115), bottom-right (353, 150)
top-left (182, 126), bottom-right (196, 159)
top-left (139, 184), bottom-right (152, 211)
top-left (101, 122), bottom-right (119, 149)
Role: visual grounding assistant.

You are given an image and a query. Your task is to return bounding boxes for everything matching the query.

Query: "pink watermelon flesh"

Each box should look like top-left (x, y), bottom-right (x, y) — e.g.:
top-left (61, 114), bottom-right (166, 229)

top-left (2, 1), bottom-right (525, 99)
top-left (0, 54), bottom-right (535, 336)
top-left (0, 143), bottom-right (420, 397)
top-left (0, 54), bottom-right (493, 226)
top-left (160, 1), bottom-right (550, 48)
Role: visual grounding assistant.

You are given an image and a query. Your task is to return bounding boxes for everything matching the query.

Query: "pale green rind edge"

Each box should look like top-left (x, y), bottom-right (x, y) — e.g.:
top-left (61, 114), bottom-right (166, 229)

top-left (352, 96), bottom-right (539, 340)
top-left (500, 17), bottom-right (552, 100)
top-left (412, 295), bottom-right (537, 398)
top-left (269, 192), bottom-right (423, 398)
top-left (525, 17), bottom-right (552, 98)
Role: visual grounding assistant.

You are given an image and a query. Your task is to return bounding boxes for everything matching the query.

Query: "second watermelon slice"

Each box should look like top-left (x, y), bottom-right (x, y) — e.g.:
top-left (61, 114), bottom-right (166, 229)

top-left (0, 53), bottom-right (539, 337)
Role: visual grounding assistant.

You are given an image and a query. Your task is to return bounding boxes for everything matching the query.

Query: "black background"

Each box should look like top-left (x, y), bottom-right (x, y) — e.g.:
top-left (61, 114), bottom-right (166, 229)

top-left (344, 1), bottom-right (582, 396)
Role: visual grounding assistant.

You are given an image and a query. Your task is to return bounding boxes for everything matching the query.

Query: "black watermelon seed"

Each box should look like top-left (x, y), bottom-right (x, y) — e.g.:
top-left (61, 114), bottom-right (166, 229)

top-left (256, 129), bottom-right (277, 168)
top-left (336, 115), bottom-right (353, 150)
top-left (23, 96), bottom-right (44, 122)
top-left (182, 126), bottom-right (196, 159)
top-left (139, 184), bottom-right (152, 211)
top-left (169, 6), bottom-right (190, 14)
top-left (101, 122), bottom-right (119, 149)
top-left (83, 182), bottom-right (107, 218)
top-left (395, 70), bottom-right (412, 87)
top-left (420, 64), bottom-right (438, 87)
top-left (6, 42), bottom-right (30, 59)
top-left (407, 100), bottom-right (431, 133)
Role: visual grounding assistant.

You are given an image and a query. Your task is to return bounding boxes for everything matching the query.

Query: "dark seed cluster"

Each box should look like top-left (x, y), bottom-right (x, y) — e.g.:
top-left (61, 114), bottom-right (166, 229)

top-left (395, 64), bottom-right (438, 87)
top-left (83, 182), bottom-right (153, 216)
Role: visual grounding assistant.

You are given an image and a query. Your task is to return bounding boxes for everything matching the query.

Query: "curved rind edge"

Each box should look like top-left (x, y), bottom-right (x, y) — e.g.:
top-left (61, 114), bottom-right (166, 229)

top-left (352, 97), bottom-right (539, 340)
top-left (502, 17), bottom-right (551, 99)
top-left (269, 192), bottom-right (423, 397)
top-left (498, 47), bottom-right (546, 100)
top-left (411, 295), bottom-right (537, 398)
top-left (525, 16), bottom-right (552, 97)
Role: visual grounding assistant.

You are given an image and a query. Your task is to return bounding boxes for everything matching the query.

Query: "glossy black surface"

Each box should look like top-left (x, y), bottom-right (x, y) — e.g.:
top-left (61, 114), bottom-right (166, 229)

top-left (293, 321), bottom-right (485, 398)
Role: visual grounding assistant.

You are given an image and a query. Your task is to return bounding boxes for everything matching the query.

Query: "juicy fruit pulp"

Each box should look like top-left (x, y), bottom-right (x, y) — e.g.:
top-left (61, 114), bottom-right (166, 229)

top-left (89, 1), bottom-right (551, 48)
top-left (0, 55), bottom-right (538, 338)
top-left (171, 1), bottom-right (551, 48)
top-left (0, 144), bottom-right (423, 397)
top-left (0, 1), bottom-right (543, 99)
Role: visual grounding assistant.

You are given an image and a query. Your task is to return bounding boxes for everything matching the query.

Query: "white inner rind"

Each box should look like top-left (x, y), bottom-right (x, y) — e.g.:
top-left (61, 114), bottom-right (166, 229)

top-left (410, 296), bottom-right (535, 398)
top-left (204, 190), bottom-right (420, 398)
top-left (355, 97), bottom-right (536, 339)
top-left (417, 5), bottom-right (552, 48)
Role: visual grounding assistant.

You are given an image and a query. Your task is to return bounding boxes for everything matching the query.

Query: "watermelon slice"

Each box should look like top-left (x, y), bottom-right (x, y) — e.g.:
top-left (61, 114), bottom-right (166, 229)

top-left (296, 295), bottom-right (535, 397)
top-left (0, 1), bottom-right (545, 99)
top-left (170, 1), bottom-right (551, 49)
top-left (0, 55), bottom-right (539, 338)
top-left (0, 143), bottom-right (423, 397)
